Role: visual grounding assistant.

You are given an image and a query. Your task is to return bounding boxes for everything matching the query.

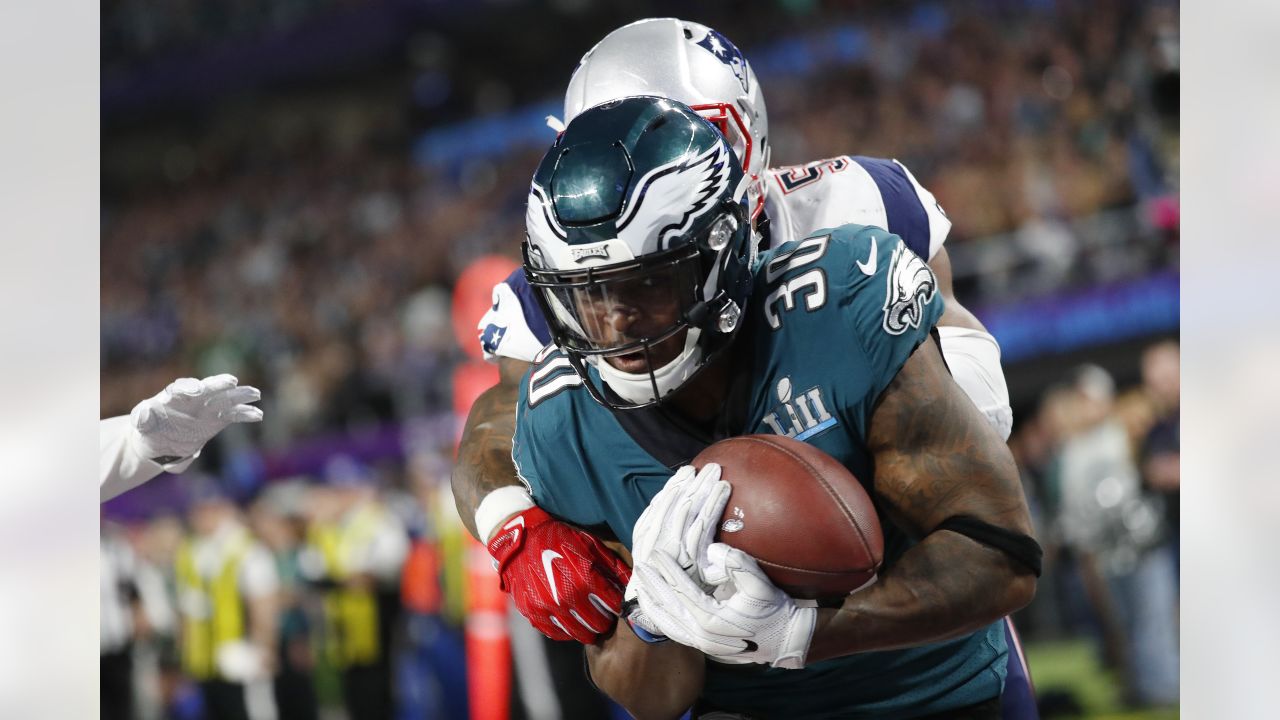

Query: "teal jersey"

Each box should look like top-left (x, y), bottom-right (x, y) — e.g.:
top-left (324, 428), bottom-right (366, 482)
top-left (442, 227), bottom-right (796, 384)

top-left (513, 224), bottom-right (1007, 719)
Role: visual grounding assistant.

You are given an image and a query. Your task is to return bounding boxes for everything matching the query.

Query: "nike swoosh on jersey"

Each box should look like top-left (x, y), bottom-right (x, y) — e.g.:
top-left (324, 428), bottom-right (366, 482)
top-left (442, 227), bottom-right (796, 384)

top-left (857, 235), bottom-right (878, 275)
top-left (542, 549), bottom-right (565, 605)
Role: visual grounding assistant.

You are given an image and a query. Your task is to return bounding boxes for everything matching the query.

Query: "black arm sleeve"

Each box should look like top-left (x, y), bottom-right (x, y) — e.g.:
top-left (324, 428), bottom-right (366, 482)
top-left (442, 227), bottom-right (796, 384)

top-left (935, 515), bottom-right (1043, 577)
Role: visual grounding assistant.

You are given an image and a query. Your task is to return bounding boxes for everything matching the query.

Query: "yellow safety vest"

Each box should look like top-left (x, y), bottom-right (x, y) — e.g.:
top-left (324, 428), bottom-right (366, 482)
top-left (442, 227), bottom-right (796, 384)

top-left (174, 531), bottom-right (251, 680)
top-left (309, 504), bottom-right (385, 668)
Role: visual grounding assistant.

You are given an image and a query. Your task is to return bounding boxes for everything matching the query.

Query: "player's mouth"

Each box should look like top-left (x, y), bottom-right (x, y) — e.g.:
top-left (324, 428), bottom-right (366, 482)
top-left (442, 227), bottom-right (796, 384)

top-left (605, 349), bottom-right (652, 373)
top-left (600, 327), bottom-right (688, 373)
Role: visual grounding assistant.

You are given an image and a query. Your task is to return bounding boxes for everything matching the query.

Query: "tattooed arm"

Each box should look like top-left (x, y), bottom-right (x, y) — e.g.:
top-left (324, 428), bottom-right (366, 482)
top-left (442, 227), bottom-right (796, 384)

top-left (806, 335), bottom-right (1036, 662)
top-left (454, 357), bottom-right (633, 644)
top-left (451, 358), bottom-right (529, 540)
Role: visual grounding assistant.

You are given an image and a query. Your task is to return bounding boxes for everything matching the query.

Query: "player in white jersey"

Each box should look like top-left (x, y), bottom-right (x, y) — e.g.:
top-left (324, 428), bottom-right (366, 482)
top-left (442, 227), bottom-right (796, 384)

top-left (452, 18), bottom-right (1035, 719)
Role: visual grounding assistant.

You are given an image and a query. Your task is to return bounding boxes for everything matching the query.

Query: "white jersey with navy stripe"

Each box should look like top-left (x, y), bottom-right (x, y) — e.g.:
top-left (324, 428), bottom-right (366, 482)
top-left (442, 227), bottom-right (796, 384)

top-left (476, 155), bottom-right (950, 363)
top-left (765, 156), bottom-right (951, 262)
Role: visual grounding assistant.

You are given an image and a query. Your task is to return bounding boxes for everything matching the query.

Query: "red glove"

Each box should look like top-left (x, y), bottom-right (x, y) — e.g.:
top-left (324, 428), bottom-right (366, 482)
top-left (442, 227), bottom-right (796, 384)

top-left (487, 506), bottom-right (632, 643)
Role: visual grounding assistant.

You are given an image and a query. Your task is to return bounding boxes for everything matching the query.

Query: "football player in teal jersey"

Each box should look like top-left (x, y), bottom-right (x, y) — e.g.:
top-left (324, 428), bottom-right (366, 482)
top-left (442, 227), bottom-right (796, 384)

top-left (493, 96), bottom-right (1039, 719)
top-left (456, 18), bottom-right (1037, 718)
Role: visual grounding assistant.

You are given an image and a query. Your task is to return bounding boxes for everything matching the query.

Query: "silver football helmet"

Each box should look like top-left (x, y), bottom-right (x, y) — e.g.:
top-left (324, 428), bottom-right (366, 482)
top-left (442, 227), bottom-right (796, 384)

top-left (564, 18), bottom-right (771, 222)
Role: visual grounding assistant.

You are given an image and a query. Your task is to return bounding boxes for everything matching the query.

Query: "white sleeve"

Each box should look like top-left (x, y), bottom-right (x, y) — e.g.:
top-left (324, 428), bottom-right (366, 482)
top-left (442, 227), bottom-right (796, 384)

top-left (99, 415), bottom-right (194, 503)
top-left (936, 326), bottom-right (1013, 440)
top-left (478, 278), bottom-right (548, 363)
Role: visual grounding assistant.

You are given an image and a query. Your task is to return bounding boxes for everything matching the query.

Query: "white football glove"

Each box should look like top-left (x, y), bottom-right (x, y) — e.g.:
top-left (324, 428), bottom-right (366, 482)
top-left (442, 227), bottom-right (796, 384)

top-left (130, 374), bottom-right (263, 465)
top-left (630, 543), bottom-right (816, 670)
top-left (625, 463), bottom-right (730, 639)
top-left (631, 463), bottom-right (730, 571)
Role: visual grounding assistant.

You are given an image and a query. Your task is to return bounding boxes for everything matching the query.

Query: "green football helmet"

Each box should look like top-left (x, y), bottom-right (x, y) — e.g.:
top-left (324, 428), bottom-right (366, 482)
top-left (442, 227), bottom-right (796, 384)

top-left (523, 96), bottom-right (753, 409)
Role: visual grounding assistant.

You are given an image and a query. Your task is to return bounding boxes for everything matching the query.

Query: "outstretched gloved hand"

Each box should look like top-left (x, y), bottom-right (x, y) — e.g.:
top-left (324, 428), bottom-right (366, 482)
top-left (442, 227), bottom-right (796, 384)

top-left (130, 374), bottom-right (263, 464)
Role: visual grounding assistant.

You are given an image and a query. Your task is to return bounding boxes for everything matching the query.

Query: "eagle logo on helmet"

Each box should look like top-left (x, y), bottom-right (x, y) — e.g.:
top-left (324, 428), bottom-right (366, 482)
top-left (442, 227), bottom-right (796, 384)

top-left (616, 142), bottom-right (732, 253)
top-left (882, 242), bottom-right (938, 335)
top-left (694, 28), bottom-right (751, 94)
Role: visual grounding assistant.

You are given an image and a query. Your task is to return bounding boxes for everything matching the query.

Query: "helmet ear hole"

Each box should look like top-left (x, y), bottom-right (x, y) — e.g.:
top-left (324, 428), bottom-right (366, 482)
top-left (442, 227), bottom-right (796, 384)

top-left (642, 115), bottom-right (667, 135)
top-left (706, 213), bottom-right (738, 251)
top-left (716, 300), bottom-right (741, 333)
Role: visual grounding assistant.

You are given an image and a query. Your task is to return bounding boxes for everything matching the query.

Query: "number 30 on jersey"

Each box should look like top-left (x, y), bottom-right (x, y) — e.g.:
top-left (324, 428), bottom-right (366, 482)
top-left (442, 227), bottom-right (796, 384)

top-left (762, 234), bottom-right (830, 330)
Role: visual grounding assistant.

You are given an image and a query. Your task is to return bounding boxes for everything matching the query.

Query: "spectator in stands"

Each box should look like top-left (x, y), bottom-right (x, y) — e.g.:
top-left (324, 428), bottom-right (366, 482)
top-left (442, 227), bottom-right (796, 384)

top-left (299, 458), bottom-right (409, 720)
top-left (175, 477), bottom-right (281, 720)
top-left (133, 515), bottom-right (186, 720)
top-left (101, 523), bottom-right (146, 720)
top-left (1140, 340), bottom-right (1180, 580)
top-left (393, 453), bottom-right (456, 720)
top-left (249, 484), bottom-right (320, 720)
top-left (1055, 365), bottom-right (1178, 707)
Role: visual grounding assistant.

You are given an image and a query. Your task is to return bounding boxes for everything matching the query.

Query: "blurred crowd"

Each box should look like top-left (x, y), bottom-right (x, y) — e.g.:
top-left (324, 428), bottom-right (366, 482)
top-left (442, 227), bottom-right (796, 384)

top-left (99, 339), bottom-right (1182, 719)
top-left (102, 0), bottom-right (1180, 448)
top-left (102, 2), bottom-right (1180, 715)
top-left (101, 451), bottom-right (472, 720)
top-left (103, 0), bottom-right (347, 72)
top-left (768, 2), bottom-right (1178, 238)
top-left (1010, 340), bottom-right (1181, 710)
top-left (101, 131), bottom-right (539, 441)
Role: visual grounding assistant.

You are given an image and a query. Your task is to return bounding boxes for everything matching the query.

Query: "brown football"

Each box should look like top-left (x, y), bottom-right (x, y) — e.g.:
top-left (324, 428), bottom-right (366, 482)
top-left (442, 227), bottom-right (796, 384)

top-left (692, 434), bottom-right (883, 600)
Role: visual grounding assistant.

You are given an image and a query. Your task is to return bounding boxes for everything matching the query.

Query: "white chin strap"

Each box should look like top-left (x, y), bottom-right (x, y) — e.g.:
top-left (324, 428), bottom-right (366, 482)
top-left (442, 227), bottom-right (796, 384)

top-left (592, 328), bottom-right (703, 405)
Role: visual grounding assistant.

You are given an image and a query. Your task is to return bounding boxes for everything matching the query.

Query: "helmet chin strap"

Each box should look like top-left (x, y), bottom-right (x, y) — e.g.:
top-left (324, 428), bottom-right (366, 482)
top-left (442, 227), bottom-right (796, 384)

top-left (593, 328), bottom-right (704, 405)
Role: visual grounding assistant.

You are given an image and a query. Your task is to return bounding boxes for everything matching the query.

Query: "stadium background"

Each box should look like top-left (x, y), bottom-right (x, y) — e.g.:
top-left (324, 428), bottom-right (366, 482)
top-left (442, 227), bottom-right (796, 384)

top-left (100, 1), bottom-right (1180, 718)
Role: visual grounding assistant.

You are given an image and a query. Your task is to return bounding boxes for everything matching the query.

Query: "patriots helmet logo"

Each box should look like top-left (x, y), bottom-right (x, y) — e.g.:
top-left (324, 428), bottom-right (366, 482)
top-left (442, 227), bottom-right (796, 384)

top-left (480, 323), bottom-right (507, 354)
top-left (882, 242), bottom-right (938, 335)
top-left (695, 28), bottom-right (750, 93)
